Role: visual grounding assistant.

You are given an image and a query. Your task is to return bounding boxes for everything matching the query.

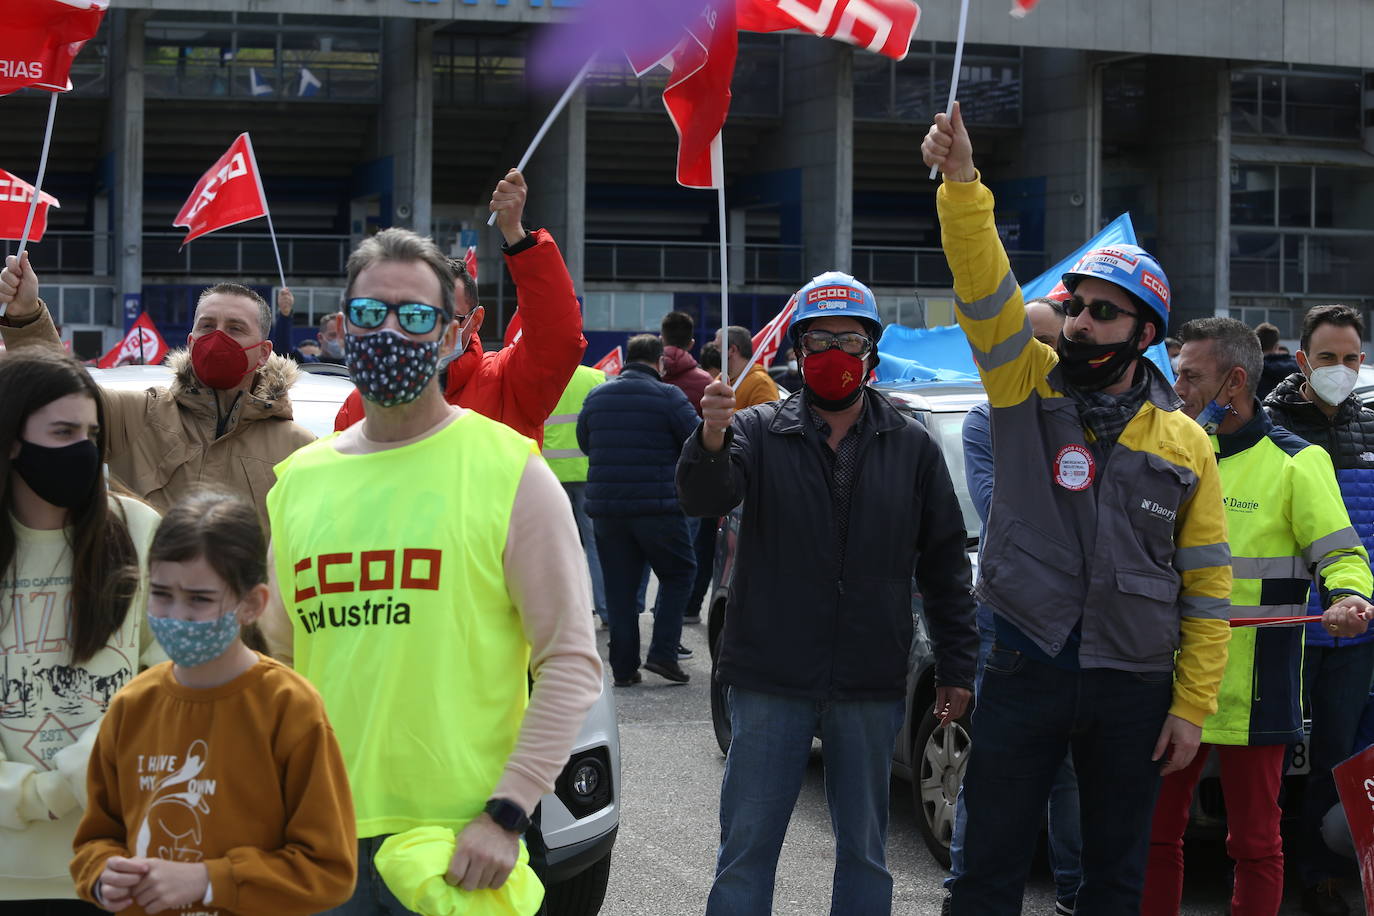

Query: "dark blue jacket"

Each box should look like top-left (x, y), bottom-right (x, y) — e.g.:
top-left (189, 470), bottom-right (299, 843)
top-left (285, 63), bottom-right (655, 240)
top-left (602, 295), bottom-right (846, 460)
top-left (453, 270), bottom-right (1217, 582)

top-left (577, 362), bottom-right (700, 518)
top-left (1265, 372), bottom-right (1374, 647)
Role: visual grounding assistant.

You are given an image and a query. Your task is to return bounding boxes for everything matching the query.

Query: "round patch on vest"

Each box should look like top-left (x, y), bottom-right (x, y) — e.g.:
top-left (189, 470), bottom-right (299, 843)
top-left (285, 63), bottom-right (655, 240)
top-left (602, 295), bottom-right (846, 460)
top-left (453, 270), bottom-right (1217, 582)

top-left (1053, 444), bottom-right (1095, 491)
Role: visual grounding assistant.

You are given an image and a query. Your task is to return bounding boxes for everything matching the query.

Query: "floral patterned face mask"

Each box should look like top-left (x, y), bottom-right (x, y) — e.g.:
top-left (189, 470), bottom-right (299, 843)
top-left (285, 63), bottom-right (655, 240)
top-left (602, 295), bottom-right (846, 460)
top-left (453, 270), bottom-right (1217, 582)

top-left (346, 329), bottom-right (442, 407)
top-left (148, 607), bottom-right (242, 668)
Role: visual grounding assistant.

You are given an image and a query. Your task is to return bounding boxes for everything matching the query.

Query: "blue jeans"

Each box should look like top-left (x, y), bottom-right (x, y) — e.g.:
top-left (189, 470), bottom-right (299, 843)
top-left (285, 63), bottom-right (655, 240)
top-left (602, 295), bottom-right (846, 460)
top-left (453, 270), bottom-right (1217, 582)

top-left (687, 516), bottom-right (717, 618)
top-left (561, 482), bottom-right (606, 623)
top-left (950, 647), bottom-right (1172, 915)
top-left (705, 687), bottom-right (905, 916)
top-left (948, 610), bottom-right (1082, 903)
top-left (593, 514), bottom-right (695, 680)
top-left (324, 836), bottom-right (546, 916)
top-left (1299, 640), bottom-right (1374, 884)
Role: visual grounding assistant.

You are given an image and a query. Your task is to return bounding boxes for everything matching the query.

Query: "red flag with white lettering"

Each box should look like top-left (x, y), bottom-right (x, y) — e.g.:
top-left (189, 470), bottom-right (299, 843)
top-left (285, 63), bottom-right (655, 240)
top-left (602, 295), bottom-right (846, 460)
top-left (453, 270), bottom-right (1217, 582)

top-left (173, 133), bottom-right (269, 246)
top-left (464, 245), bottom-right (479, 282)
top-left (1334, 745), bottom-right (1374, 912)
top-left (738, 0), bottom-right (921, 61)
top-left (0, 0), bottom-right (108, 95)
top-left (629, 2), bottom-right (738, 189)
top-left (750, 295), bottom-right (798, 369)
top-left (0, 168), bottom-right (59, 242)
top-left (594, 346), bottom-right (624, 376)
top-left (97, 313), bottom-right (168, 368)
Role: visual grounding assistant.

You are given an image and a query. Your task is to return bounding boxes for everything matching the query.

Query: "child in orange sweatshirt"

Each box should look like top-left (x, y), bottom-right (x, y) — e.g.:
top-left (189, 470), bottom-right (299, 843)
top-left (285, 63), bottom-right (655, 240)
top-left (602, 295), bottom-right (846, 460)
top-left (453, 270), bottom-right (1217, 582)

top-left (70, 489), bottom-right (357, 915)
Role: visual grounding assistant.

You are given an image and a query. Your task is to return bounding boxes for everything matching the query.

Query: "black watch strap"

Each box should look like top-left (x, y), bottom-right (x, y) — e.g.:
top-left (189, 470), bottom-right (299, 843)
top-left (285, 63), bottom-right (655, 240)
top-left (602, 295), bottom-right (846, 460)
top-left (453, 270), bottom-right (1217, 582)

top-left (484, 798), bottom-right (530, 833)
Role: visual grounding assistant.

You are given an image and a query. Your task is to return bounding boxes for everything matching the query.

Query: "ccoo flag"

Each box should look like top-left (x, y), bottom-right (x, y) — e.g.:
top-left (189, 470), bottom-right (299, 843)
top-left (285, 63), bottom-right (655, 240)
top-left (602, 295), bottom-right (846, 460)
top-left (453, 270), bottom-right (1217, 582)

top-left (0, 0), bottom-right (109, 96)
top-left (739, 0), bottom-right (922, 61)
top-left (593, 345), bottom-right (624, 376)
top-left (97, 312), bottom-right (168, 368)
top-left (751, 295), bottom-right (797, 369)
top-left (0, 168), bottom-right (59, 242)
top-left (173, 133), bottom-right (270, 246)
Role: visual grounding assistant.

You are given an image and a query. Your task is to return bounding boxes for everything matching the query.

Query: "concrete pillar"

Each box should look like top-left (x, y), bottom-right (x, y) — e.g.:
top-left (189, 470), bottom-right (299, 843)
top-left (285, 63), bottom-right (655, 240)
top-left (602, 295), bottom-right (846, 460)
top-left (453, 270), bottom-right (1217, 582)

top-left (106, 10), bottom-right (147, 304)
top-left (1014, 50), bottom-right (1093, 264)
top-left (527, 84), bottom-right (587, 292)
top-left (379, 21), bottom-right (434, 236)
top-left (771, 37), bottom-right (853, 276)
top-left (1148, 57), bottom-right (1225, 328)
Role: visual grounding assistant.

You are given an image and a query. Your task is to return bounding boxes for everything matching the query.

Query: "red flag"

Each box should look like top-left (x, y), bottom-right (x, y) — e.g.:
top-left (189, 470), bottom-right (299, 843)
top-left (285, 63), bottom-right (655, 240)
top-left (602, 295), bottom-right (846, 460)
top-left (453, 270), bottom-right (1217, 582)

top-left (631, 2), bottom-right (738, 189)
top-left (173, 133), bottom-right (269, 246)
top-left (97, 313), bottom-right (168, 368)
top-left (1334, 745), bottom-right (1374, 911)
top-left (594, 346), bottom-right (624, 376)
top-left (738, 0), bottom-right (921, 61)
top-left (750, 295), bottom-right (798, 370)
top-left (464, 245), bottom-right (479, 282)
top-left (504, 312), bottom-right (524, 348)
top-left (1010, 0), bottom-right (1041, 17)
top-left (0, 168), bottom-right (59, 242)
top-left (0, 0), bottom-right (108, 95)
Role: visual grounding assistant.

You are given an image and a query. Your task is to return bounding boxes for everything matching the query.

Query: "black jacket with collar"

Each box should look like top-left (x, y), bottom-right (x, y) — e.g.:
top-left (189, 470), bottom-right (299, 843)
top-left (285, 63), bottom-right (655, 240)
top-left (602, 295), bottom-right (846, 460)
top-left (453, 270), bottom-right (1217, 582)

top-left (676, 387), bottom-right (977, 699)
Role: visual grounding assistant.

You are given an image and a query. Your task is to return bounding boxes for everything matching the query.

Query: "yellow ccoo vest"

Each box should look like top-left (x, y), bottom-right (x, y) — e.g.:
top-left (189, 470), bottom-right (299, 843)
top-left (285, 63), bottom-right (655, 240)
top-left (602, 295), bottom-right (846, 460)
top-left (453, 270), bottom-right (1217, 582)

top-left (542, 364), bottom-right (606, 483)
top-left (268, 411), bottom-right (537, 838)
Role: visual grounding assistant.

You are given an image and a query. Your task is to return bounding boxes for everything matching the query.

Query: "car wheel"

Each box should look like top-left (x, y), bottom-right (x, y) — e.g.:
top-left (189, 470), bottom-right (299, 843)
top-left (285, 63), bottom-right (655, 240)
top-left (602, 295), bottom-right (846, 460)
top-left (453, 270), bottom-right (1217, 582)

top-left (913, 705), bottom-right (973, 869)
top-left (709, 626), bottom-right (732, 756)
top-left (543, 848), bottom-right (612, 916)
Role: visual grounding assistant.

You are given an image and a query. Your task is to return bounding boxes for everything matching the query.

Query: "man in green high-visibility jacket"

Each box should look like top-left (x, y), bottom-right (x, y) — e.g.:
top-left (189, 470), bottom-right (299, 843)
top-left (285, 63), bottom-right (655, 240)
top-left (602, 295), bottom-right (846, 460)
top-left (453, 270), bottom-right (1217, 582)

top-left (544, 363), bottom-right (607, 625)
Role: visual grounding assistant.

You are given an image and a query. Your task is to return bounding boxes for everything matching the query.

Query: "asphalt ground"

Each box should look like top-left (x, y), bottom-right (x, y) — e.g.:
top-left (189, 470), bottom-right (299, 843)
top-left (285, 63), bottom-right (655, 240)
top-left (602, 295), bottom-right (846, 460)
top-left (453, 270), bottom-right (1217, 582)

top-left (592, 607), bottom-right (1365, 915)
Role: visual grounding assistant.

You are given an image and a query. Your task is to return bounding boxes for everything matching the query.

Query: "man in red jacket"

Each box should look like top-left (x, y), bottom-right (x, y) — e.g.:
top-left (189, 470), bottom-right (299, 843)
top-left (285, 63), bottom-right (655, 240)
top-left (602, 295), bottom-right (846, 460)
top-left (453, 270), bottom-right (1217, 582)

top-left (333, 169), bottom-right (586, 443)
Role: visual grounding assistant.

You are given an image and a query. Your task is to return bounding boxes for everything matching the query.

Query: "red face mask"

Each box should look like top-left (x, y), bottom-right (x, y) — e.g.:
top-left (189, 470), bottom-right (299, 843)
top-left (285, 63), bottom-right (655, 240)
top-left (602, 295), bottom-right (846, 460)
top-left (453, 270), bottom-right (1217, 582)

top-left (190, 330), bottom-right (262, 390)
top-left (803, 348), bottom-right (865, 404)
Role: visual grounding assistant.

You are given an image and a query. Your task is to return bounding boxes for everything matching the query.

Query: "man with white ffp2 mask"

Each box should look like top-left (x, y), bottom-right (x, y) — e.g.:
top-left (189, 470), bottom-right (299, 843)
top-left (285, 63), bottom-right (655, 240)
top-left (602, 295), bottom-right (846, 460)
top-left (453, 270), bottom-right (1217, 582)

top-left (1263, 303), bottom-right (1374, 916)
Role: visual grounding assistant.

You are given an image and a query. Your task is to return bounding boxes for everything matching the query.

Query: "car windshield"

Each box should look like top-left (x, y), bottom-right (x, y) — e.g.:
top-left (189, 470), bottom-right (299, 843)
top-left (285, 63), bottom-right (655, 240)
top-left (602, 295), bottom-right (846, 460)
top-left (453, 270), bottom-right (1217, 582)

top-left (924, 409), bottom-right (982, 544)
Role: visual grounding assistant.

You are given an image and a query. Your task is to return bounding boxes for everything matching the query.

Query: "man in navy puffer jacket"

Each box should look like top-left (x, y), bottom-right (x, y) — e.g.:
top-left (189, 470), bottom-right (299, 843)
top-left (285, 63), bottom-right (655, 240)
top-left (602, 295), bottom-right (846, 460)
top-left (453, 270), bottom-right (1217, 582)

top-left (578, 333), bottom-right (701, 687)
top-left (1264, 304), bottom-right (1374, 916)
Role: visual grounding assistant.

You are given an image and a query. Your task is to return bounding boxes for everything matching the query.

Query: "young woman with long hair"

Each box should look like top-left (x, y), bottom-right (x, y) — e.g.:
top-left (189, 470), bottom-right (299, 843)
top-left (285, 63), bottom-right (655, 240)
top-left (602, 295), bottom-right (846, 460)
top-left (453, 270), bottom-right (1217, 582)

top-left (0, 349), bottom-right (162, 913)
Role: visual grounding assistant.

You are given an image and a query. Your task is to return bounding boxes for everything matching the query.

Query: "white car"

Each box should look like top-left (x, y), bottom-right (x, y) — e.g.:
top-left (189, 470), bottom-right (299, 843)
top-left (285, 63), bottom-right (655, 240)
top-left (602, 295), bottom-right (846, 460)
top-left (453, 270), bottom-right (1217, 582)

top-left (89, 361), bottom-right (621, 916)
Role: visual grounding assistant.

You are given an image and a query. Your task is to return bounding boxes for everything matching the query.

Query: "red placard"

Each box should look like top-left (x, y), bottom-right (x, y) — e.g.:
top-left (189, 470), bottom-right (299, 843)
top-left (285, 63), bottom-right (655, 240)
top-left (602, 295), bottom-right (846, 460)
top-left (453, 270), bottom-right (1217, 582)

top-left (1333, 744), bottom-right (1374, 911)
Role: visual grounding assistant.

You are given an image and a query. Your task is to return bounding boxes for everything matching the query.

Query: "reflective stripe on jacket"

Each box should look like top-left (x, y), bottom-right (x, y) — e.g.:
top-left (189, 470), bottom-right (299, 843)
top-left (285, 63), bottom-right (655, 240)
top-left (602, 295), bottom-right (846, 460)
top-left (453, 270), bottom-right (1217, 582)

top-left (937, 174), bottom-right (1232, 726)
top-left (1205, 409), bottom-right (1371, 745)
top-left (542, 365), bottom-right (606, 483)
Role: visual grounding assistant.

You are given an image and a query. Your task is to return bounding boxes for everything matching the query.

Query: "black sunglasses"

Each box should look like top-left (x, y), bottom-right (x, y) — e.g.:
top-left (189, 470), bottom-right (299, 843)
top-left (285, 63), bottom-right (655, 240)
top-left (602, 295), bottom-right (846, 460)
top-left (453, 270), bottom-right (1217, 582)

top-left (346, 298), bottom-right (449, 335)
top-left (1063, 296), bottom-right (1138, 323)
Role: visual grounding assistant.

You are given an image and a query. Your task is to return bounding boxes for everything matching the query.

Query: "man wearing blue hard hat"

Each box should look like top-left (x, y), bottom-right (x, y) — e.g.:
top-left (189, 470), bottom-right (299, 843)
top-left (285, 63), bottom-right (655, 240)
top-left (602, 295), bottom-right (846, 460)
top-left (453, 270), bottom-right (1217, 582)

top-left (678, 271), bottom-right (978, 916)
top-left (923, 104), bottom-right (1232, 915)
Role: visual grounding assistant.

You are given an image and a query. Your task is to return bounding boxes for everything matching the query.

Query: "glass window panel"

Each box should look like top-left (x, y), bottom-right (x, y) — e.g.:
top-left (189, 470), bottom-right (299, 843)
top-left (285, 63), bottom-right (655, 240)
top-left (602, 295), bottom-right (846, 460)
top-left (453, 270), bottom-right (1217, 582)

top-left (853, 55), bottom-right (892, 119)
top-left (1231, 164), bottom-right (1276, 226)
top-left (1260, 75), bottom-right (1284, 134)
top-left (1230, 73), bottom-right (1259, 134)
top-left (1284, 74), bottom-right (1360, 138)
top-left (1315, 167), bottom-right (1374, 231)
top-left (1283, 234), bottom-right (1305, 293)
top-left (610, 294), bottom-right (643, 331)
top-left (92, 288), bottom-right (114, 326)
top-left (1229, 232), bottom-right (1282, 293)
top-left (583, 293), bottom-right (612, 331)
top-left (1306, 235), bottom-right (1374, 297)
top-left (1277, 166), bottom-right (1311, 227)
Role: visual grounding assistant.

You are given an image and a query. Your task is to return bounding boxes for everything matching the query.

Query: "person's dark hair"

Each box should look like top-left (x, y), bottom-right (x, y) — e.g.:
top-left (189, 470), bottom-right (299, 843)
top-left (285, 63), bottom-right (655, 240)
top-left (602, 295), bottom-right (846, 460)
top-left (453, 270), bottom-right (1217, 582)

top-left (1301, 305), bottom-right (1364, 353)
top-left (197, 282), bottom-right (272, 339)
top-left (345, 228), bottom-right (455, 320)
top-left (626, 334), bottom-right (664, 365)
top-left (1027, 296), bottom-right (1065, 317)
top-left (699, 342), bottom-right (721, 373)
top-left (0, 351), bottom-right (138, 664)
top-left (445, 256), bottom-right (479, 314)
top-left (1176, 317), bottom-right (1264, 397)
top-left (661, 311), bottom-right (695, 349)
top-left (724, 326), bottom-right (753, 360)
top-left (1164, 336), bottom-right (1182, 352)
top-left (149, 489), bottom-right (266, 599)
top-left (1255, 322), bottom-right (1280, 353)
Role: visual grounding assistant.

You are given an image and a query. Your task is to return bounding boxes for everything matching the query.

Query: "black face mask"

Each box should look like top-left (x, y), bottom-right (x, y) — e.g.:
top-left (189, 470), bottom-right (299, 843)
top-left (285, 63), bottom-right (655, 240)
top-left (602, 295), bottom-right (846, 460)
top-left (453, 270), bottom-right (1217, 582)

top-left (11, 439), bottom-right (100, 509)
top-left (1056, 322), bottom-right (1144, 391)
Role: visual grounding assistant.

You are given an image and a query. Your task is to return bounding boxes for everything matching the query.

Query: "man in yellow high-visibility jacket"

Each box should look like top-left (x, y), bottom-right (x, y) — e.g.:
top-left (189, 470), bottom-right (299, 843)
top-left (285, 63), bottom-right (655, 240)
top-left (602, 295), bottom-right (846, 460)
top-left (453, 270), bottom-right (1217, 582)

top-left (544, 363), bottom-right (607, 625)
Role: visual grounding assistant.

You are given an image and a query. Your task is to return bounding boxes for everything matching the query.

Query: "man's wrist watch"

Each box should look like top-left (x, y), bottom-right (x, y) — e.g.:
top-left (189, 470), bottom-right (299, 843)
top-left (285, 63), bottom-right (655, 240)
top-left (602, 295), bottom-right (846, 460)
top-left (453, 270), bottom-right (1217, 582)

top-left (484, 798), bottom-right (530, 833)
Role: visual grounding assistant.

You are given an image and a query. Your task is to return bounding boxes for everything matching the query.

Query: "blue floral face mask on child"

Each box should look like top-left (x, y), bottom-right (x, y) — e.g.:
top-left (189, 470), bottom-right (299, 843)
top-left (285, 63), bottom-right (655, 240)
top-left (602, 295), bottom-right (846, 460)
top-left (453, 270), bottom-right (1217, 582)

top-left (148, 607), bottom-right (241, 668)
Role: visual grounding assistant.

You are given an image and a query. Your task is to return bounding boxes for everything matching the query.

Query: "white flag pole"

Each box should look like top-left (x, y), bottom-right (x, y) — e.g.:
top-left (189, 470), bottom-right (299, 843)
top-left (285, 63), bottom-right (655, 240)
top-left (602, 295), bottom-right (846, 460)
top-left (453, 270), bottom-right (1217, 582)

top-left (929, 0), bottom-right (971, 180)
top-left (242, 133), bottom-right (288, 290)
top-left (487, 56), bottom-right (596, 227)
top-left (712, 138), bottom-right (734, 390)
top-left (2, 91), bottom-right (60, 319)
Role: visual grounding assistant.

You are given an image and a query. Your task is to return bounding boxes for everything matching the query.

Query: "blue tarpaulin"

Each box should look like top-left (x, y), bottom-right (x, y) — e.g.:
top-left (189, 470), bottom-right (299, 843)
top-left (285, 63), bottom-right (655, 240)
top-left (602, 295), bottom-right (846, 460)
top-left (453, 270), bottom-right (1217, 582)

top-left (874, 213), bottom-right (1176, 384)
